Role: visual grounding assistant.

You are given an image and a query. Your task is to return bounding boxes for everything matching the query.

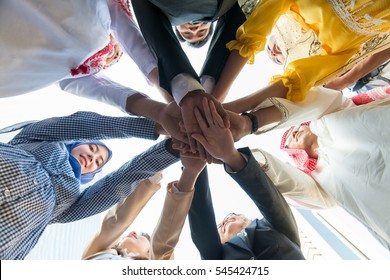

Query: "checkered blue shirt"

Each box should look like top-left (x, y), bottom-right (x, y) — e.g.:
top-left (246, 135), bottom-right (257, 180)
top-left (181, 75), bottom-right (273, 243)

top-left (0, 111), bottom-right (179, 259)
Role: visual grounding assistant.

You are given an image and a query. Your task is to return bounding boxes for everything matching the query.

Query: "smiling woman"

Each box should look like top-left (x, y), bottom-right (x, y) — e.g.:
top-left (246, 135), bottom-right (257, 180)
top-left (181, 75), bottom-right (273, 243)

top-left (0, 111), bottom-right (180, 260)
top-left (68, 141), bottom-right (113, 184)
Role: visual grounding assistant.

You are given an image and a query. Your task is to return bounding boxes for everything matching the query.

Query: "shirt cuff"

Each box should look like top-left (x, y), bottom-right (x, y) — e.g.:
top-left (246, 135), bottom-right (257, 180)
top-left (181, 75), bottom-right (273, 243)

top-left (225, 153), bottom-right (249, 173)
top-left (171, 73), bottom-right (204, 104)
top-left (200, 75), bottom-right (215, 94)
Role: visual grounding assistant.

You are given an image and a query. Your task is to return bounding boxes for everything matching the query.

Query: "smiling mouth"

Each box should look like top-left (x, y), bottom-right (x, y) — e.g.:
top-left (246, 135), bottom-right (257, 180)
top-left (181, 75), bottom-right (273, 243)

top-left (79, 155), bottom-right (87, 168)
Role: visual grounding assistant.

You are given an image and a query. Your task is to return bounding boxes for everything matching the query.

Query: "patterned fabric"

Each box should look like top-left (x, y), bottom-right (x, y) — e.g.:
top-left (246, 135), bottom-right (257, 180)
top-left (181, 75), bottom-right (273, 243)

top-left (70, 34), bottom-right (123, 77)
top-left (280, 122), bottom-right (317, 174)
top-left (227, 0), bottom-right (390, 101)
top-left (0, 111), bottom-right (179, 259)
top-left (351, 85), bottom-right (390, 105)
top-left (115, 0), bottom-right (133, 18)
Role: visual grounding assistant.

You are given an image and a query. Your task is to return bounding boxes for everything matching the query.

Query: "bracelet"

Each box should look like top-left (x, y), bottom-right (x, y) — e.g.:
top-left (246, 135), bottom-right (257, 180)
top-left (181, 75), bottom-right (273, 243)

top-left (241, 112), bottom-right (259, 134)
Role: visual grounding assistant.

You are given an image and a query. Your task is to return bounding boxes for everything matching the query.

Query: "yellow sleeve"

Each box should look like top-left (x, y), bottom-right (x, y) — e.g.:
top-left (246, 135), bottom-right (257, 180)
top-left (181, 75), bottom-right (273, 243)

top-left (226, 0), bottom-right (290, 64)
top-left (271, 49), bottom-right (359, 101)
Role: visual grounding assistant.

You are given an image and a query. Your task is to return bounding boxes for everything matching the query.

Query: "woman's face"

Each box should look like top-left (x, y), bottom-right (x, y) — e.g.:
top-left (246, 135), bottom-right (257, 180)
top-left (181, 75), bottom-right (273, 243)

top-left (176, 22), bottom-right (211, 43)
top-left (116, 231), bottom-right (150, 256)
top-left (287, 125), bottom-right (317, 152)
top-left (266, 35), bottom-right (285, 65)
top-left (70, 143), bottom-right (109, 174)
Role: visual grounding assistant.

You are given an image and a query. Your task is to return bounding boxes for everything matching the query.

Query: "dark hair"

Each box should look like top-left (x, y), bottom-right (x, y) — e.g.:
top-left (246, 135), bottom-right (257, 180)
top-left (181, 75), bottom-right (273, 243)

top-left (174, 23), bottom-right (215, 48)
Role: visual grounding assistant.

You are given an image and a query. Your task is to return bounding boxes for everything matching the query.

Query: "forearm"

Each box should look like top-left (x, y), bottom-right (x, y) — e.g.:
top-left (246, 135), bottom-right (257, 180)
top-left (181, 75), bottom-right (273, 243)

top-left (326, 47), bottom-right (390, 90)
top-left (82, 178), bottom-right (160, 258)
top-left (125, 93), bottom-right (166, 121)
top-left (10, 111), bottom-right (158, 144)
top-left (222, 150), bottom-right (247, 172)
top-left (212, 50), bottom-right (248, 101)
top-left (223, 80), bottom-right (287, 113)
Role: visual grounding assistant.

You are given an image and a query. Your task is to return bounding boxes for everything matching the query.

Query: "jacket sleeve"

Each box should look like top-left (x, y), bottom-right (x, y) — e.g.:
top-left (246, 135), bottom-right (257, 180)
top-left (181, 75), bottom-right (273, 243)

top-left (200, 2), bottom-right (246, 82)
top-left (131, 0), bottom-right (199, 94)
top-left (252, 149), bottom-right (336, 209)
top-left (9, 111), bottom-right (158, 144)
top-left (188, 167), bottom-right (223, 259)
top-left (150, 182), bottom-right (194, 260)
top-left (227, 147), bottom-right (301, 246)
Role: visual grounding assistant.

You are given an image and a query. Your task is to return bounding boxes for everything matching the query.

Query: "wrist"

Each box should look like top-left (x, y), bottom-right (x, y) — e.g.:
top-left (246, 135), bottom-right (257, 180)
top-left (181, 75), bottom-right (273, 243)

top-left (165, 138), bottom-right (180, 158)
top-left (241, 112), bottom-right (258, 134)
top-left (223, 150), bottom-right (246, 172)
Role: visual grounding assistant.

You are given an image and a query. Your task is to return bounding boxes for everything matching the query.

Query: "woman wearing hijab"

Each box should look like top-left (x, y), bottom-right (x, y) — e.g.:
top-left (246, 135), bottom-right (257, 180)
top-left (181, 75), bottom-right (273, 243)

top-left (0, 101), bottom-right (185, 259)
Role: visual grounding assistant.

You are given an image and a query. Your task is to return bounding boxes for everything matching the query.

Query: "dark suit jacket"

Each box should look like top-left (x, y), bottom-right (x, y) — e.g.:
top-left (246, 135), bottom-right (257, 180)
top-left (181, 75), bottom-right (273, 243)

top-left (188, 147), bottom-right (305, 260)
top-left (131, 0), bottom-right (246, 93)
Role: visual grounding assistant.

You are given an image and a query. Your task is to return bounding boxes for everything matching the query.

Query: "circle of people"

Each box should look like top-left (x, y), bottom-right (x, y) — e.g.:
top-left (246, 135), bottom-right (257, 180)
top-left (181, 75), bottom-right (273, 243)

top-left (1, 0), bottom-right (390, 260)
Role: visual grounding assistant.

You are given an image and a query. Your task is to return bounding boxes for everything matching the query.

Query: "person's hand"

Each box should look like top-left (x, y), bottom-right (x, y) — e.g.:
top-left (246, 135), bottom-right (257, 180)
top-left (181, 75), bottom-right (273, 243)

top-left (157, 101), bottom-right (189, 144)
top-left (324, 76), bottom-right (350, 91)
top-left (226, 110), bottom-right (252, 142)
top-left (180, 156), bottom-right (206, 177)
top-left (180, 90), bottom-right (230, 159)
top-left (191, 97), bottom-right (236, 162)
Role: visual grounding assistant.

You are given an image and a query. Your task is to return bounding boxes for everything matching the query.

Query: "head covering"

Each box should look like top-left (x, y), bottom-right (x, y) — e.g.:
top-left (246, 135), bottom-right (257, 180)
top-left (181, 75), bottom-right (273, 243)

top-left (70, 34), bottom-right (123, 77)
top-left (280, 122), bottom-right (317, 174)
top-left (271, 13), bottom-right (321, 68)
top-left (65, 140), bottom-right (113, 184)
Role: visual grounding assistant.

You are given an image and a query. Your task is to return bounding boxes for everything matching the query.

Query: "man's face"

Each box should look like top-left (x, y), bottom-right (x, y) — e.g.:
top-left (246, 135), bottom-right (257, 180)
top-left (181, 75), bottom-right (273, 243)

top-left (218, 213), bottom-right (251, 243)
top-left (176, 22), bottom-right (211, 43)
top-left (287, 125), bottom-right (317, 151)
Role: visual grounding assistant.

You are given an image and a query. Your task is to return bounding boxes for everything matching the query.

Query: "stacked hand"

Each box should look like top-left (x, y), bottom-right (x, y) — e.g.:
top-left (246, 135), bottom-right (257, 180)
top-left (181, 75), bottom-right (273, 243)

top-left (179, 90), bottom-right (230, 161)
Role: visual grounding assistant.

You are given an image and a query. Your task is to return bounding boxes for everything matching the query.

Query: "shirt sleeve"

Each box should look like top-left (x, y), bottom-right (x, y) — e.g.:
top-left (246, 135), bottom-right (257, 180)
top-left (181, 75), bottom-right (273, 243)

top-left (59, 73), bottom-right (139, 113)
top-left (271, 49), bottom-right (359, 101)
top-left (9, 111), bottom-right (158, 144)
top-left (252, 86), bottom-right (355, 134)
top-left (171, 74), bottom-right (204, 105)
top-left (251, 149), bottom-right (336, 209)
top-left (107, 0), bottom-right (157, 78)
top-left (226, 0), bottom-right (290, 64)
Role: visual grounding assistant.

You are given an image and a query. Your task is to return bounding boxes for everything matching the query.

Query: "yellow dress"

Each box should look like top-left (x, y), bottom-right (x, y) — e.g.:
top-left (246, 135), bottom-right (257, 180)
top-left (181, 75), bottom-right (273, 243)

top-left (227, 0), bottom-right (390, 101)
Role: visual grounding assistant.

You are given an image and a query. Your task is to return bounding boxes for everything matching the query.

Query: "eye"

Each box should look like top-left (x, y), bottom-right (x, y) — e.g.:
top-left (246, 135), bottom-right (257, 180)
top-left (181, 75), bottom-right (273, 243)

top-left (89, 144), bottom-right (94, 151)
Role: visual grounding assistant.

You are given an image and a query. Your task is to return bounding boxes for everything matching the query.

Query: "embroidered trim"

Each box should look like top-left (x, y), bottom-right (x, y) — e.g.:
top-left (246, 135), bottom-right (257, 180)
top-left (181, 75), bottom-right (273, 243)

top-left (70, 34), bottom-right (123, 77)
top-left (327, 0), bottom-right (388, 36)
top-left (253, 98), bottom-right (289, 135)
top-left (114, 0), bottom-right (133, 18)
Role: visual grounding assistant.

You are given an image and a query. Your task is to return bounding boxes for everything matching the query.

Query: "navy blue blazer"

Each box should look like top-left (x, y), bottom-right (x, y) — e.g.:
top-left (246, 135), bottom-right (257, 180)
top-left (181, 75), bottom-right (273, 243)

top-left (188, 147), bottom-right (305, 260)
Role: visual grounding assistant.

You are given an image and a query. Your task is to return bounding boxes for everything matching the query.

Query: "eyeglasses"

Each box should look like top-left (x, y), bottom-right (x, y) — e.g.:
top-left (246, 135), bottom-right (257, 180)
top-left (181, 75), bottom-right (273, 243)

top-left (217, 212), bottom-right (237, 229)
